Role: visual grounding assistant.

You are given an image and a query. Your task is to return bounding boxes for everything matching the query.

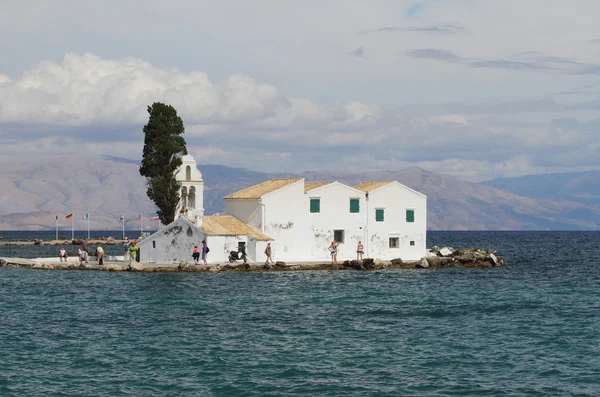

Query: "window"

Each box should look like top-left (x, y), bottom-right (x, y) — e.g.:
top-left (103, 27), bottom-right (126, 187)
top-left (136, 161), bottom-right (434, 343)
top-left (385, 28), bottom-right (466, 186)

top-left (334, 230), bottom-right (345, 243)
top-left (349, 198), bottom-right (360, 213)
top-left (410, 241), bottom-right (415, 246)
top-left (238, 242), bottom-right (246, 252)
top-left (406, 209), bottom-right (415, 223)
top-left (310, 198), bottom-right (321, 213)
top-left (152, 241), bottom-right (156, 249)
top-left (375, 208), bottom-right (385, 222)
top-left (389, 237), bottom-right (399, 248)
top-left (186, 165), bottom-right (191, 181)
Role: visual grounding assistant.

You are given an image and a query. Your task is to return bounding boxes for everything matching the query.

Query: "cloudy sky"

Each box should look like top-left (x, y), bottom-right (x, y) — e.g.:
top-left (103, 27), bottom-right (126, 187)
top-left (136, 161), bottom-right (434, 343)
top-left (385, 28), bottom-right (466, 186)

top-left (1, 0), bottom-right (599, 181)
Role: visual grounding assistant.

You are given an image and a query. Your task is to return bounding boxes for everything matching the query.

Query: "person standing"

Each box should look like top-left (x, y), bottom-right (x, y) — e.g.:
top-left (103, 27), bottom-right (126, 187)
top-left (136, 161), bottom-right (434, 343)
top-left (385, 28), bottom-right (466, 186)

top-left (123, 240), bottom-right (131, 263)
top-left (129, 241), bottom-right (139, 264)
top-left (201, 240), bottom-right (209, 265)
top-left (59, 247), bottom-right (68, 262)
top-left (78, 246), bottom-right (88, 265)
top-left (192, 245), bottom-right (200, 265)
top-left (356, 241), bottom-right (364, 261)
top-left (96, 245), bottom-right (105, 265)
top-left (264, 243), bottom-right (273, 264)
top-left (328, 241), bottom-right (338, 264)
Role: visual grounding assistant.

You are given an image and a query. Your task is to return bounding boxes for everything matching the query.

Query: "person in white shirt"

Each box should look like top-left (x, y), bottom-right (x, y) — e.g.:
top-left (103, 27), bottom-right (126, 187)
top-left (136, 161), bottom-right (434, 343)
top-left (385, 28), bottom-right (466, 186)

top-left (59, 247), bottom-right (68, 262)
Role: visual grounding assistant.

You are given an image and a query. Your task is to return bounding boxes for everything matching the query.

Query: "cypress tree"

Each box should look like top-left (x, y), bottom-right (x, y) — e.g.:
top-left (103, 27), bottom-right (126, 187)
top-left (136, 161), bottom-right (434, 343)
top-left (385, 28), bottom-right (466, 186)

top-left (140, 102), bottom-right (187, 224)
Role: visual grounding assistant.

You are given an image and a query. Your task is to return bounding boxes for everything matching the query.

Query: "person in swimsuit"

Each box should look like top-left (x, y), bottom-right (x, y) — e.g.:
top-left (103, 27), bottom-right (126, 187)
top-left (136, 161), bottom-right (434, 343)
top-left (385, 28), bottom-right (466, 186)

top-left (357, 241), bottom-right (364, 260)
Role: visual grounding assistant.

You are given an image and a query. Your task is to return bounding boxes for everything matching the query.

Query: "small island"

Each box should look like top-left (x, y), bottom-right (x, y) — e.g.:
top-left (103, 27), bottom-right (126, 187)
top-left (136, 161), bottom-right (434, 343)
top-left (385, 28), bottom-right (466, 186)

top-left (0, 246), bottom-right (508, 272)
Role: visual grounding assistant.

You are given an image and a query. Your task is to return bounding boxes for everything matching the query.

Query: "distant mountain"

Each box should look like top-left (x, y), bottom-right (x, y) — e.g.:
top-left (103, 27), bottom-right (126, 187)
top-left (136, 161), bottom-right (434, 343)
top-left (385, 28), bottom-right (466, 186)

top-left (483, 170), bottom-right (600, 207)
top-left (1, 156), bottom-right (600, 230)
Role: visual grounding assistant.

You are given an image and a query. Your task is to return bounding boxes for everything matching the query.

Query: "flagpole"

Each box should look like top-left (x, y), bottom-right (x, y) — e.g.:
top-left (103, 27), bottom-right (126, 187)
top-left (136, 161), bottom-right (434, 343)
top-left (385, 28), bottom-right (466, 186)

top-left (140, 215), bottom-right (143, 236)
top-left (71, 214), bottom-right (74, 240)
top-left (56, 216), bottom-right (58, 240)
top-left (122, 216), bottom-right (125, 240)
top-left (87, 214), bottom-right (90, 240)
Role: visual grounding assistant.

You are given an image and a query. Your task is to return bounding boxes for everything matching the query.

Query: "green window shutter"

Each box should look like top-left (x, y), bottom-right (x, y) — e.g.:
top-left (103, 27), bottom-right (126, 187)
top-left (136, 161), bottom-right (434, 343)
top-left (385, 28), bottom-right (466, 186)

top-left (310, 198), bottom-right (321, 213)
top-left (375, 209), bottom-right (384, 222)
top-left (406, 209), bottom-right (415, 223)
top-left (349, 198), bottom-right (360, 213)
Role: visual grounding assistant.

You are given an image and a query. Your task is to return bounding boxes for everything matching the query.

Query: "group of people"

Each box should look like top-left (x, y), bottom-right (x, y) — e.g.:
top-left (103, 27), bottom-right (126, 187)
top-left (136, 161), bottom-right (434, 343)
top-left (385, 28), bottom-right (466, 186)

top-left (328, 240), bottom-right (364, 264)
top-left (59, 244), bottom-right (105, 265)
top-left (192, 240), bottom-right (209, 265)
top-left (123, 240), bottom-right (139, 264)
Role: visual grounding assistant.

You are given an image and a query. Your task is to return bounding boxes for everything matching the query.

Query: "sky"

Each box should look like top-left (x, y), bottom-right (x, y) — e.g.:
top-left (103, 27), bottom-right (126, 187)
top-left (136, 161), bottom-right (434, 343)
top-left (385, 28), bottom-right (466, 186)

top-left (1, 0), bottom-right (599, 182)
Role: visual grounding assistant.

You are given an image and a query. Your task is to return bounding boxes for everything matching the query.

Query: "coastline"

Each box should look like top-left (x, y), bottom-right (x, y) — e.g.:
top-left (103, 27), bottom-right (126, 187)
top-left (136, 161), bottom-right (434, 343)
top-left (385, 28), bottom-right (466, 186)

top-left (0, 248), bottom-right (508, 272)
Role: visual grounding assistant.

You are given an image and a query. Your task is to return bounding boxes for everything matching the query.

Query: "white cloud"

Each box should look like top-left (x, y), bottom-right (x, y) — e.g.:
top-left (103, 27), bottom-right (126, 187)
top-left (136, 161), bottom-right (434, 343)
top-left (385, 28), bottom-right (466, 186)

top-left (0, 51), bottom-right (600, 181)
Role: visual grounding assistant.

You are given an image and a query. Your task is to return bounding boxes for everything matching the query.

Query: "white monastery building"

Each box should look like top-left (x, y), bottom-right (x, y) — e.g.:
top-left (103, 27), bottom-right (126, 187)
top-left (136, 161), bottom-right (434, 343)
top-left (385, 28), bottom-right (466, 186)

top-left (139, 155), bottom-right (427, 263)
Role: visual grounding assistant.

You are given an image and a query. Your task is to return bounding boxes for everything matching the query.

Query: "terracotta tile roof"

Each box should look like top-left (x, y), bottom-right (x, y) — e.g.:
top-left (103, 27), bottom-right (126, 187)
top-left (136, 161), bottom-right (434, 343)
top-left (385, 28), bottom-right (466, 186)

top-left (201, 215), bottom-right (273, 241)
top-left (224, 178), bottom-right (302, 199)
top-left (304, 181), bottom-right (334, 193)
top-left (354, 181), bottom-right (395, 192)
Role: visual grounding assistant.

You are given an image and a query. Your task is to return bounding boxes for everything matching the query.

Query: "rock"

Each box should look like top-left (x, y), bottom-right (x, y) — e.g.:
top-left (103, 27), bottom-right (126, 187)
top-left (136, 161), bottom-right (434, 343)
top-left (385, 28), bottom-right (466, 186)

top-left (439, 247), bottom-right (453, 257)
top-left (416, 258), bottom-right (430, 268)
top-left (129, 262), bottom-right (145, 271)
top-left (487, 253), bottom-right (499, 266)
top-left (178, 260), bottom-right (190, 270)
top-left (208, 265), bottom-right (221, 272)
top-left (431, 245), bottom-right (440, 252)
top-left (343, 260), bottom-right (363, 270)
top-left (425, 256), bottom-right (442, 266)
top-left (374, 258), bottom-right (382, 266)
top-left (390, 257), bottom-right (403, 266)
top-left (0, 259), bottom-right (6, 266)
top-left (274, 261), bottom-right (286, 268)
top-left (72, 239), bottom-right (85, 245)
top-left (262, 263), bottom-right (272, 270)
top-left (34, 240), bottom-right (42, 245)
top-left (105, 264), bottom-right (124, 271)
top-left (362, 258), bottom-right (375, 269)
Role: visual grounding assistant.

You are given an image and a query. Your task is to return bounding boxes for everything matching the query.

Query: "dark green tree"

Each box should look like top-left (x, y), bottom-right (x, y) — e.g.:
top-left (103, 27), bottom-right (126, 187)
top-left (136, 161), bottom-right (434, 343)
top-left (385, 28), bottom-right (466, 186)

top-left (140, 102), bottom-right (188, 224)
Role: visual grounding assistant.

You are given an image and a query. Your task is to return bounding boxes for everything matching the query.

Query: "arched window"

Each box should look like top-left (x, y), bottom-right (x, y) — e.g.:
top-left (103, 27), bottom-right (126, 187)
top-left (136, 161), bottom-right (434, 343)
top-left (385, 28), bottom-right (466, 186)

top-left (189, 186), bottom-right (196, 209)
top-left (186, 166), bottom-right (191, 181)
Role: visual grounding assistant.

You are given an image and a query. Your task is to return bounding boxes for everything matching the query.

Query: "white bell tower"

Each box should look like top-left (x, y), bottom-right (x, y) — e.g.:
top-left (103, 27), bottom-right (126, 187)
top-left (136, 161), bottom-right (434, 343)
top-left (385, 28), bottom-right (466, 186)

top-left (174, 154), bottom-right (204, 226)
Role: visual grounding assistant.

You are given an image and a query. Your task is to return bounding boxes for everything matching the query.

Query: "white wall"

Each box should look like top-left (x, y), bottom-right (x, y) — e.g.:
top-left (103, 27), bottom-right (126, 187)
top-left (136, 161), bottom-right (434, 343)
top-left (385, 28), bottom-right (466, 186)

top-left (260, 180), bottom-right (309, 261)
top-left (224, 199), bottom-right (262, 230)
top-left (139, 218), bottom-right (207, 263)
top-left (365, 183), bottom-right (427, 260)
top-left (306, 183), bottom-right (366, 261)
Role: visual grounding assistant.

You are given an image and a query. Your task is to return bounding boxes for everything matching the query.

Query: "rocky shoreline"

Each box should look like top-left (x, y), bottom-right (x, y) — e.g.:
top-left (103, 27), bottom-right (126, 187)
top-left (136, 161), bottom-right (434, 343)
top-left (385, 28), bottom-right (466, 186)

top-left (0, 247), bottom-right (508, 272)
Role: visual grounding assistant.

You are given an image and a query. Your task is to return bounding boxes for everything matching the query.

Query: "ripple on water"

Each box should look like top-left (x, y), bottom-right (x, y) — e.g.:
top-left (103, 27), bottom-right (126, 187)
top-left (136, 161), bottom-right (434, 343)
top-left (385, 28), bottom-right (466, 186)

top-left (1, 231), bottom-right (600, 396)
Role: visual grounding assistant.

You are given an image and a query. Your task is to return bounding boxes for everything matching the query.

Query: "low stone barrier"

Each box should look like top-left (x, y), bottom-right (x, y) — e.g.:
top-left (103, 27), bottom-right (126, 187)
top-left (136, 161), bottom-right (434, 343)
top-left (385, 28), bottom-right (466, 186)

top-left (0, 247), bottom-right (509, 273)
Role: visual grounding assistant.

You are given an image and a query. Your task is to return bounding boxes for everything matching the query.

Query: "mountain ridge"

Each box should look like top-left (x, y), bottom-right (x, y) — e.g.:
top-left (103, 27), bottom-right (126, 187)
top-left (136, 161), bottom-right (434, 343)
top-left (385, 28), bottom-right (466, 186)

top-left (1, 155), bottom-right (600, 231)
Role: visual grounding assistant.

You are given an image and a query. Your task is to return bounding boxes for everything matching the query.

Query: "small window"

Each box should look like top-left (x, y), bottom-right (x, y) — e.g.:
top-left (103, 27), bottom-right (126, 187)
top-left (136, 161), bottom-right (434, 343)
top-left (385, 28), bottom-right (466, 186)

top-left (349, 198), bottom-right (360, 213)
top-left (410, 241), bottom-right (415, 246)
top-left (334, 230), bottom-right (345, 243)
top-left (186, 166), bottom-right (191, 181)
top-left (406, 209), bottom-right (415, 223)
top-left (310, 198), bottom-right (321, 213)
top-left (375, 208), bottom-right (385, 222)
top-left (238, 242), bottom-right (246, 252)
top-left (152, 241), bottom-right (156, 249)
top-left (389, 237), bottom-right (399, 248)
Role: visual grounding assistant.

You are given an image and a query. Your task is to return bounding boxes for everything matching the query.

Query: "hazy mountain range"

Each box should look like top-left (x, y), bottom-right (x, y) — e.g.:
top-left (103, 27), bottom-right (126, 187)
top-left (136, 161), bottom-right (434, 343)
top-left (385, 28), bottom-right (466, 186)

top-left (1, 155), bottom-right (599, 231)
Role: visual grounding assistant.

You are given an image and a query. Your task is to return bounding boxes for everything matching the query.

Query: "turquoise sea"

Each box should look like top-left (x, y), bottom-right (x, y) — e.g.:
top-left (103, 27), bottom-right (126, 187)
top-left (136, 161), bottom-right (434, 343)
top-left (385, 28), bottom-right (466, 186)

top-left (1, 231), bottom-right (599, 396)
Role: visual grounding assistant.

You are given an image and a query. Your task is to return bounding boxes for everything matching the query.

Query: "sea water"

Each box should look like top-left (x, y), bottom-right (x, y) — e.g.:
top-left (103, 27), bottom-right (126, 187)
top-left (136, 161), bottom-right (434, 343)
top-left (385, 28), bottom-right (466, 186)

top-left (0, 231), bottom-right (599, 396)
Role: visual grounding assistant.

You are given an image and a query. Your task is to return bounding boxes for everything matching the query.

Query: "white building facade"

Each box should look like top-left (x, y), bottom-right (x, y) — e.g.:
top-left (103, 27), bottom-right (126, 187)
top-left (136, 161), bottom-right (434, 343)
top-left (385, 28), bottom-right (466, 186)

top-left (224, 178), bottom-right (427, 262)
top-left (139, 155), bottom-right (427, 263)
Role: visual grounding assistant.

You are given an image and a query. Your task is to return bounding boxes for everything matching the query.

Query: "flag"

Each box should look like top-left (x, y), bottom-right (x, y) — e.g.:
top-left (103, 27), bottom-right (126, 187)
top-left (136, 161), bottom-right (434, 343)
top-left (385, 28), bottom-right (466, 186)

top-left (54, 215), bottom-right (58, 223)
top-left (118, 214), bottom-right (124, 221)
top-left (66, 213), bottom-right (73, 220)
top-left (136, 215), bottom-right (141, 221)
top-left (83, 213), bottom-right (89, 220)
top-left (152, 216), bottom-right (160, 221)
